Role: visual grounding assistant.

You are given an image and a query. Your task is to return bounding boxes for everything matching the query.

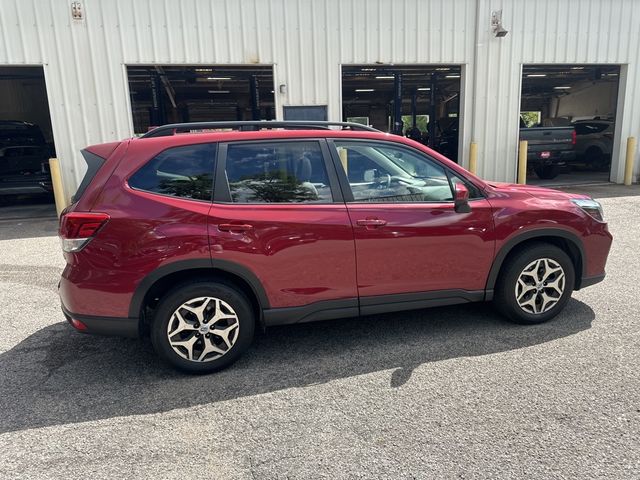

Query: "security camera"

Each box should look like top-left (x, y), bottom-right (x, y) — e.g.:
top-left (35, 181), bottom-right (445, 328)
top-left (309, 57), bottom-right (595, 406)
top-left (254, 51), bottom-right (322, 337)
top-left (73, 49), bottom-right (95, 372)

top-left (491, 10), bottom-right (509, 38)
top-left (494, 25), bottom-right (509, 37)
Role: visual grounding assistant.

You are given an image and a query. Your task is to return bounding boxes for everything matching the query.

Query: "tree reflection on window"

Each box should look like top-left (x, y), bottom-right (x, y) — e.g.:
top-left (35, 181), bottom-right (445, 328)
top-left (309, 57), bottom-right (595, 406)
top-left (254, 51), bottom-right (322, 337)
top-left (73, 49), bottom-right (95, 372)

top-left (128, 144), bottom-right (214, 201)
top-left (226, 141), bottom-right (332, 204)
top-left (230, 171), bottom-right (319, 203)
top-left (157, 173), bottom-right (213, 200)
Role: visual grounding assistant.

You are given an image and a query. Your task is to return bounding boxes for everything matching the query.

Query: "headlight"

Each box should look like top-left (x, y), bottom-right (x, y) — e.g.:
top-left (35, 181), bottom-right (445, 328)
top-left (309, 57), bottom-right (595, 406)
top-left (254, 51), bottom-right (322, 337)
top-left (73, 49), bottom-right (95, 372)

top-left (571, 198), bottom-right (604, 222)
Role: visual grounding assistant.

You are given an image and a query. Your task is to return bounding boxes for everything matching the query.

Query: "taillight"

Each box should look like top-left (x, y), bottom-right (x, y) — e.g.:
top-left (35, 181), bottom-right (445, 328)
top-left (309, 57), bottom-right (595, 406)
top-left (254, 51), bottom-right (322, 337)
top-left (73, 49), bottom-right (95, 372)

top-left (59, 212), bottom-right (110, 253)
top-left (571, 129), bottom-right (577, 145)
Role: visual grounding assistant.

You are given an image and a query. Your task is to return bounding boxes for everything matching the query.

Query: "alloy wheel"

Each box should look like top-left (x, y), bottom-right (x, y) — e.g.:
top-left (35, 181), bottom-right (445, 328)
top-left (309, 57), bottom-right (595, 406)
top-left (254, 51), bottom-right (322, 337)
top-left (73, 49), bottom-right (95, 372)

top-left (514, 258), bottom-right (566, 315)
top-left (166, 296), bottom-right (240, 362)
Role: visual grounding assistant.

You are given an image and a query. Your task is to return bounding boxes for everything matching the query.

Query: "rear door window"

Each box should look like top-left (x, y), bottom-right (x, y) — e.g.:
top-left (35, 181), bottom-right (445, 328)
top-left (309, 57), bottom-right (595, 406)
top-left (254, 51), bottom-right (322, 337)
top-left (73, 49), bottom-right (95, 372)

top-left (128, 143), bottom-right (215, 201)
top-left (223, 141), bottom-right (333, 203)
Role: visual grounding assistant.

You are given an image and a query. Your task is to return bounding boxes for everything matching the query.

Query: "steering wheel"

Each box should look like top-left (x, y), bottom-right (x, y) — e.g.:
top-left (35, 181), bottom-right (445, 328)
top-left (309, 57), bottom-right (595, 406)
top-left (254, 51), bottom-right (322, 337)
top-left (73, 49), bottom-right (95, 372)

top-left (375, 173), bottom-right (392, 189)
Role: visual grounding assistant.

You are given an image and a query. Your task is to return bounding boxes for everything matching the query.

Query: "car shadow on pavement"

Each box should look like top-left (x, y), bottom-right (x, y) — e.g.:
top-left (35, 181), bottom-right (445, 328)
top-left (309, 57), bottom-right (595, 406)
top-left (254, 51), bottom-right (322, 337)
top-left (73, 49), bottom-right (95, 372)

top-left (0, 299), bottom-right (594, 434)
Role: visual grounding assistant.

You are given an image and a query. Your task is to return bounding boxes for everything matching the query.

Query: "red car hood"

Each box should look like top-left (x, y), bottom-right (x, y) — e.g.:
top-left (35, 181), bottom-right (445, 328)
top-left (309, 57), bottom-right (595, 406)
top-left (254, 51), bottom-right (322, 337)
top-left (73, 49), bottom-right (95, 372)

top-left (486, 182), bottom-right (590, 200)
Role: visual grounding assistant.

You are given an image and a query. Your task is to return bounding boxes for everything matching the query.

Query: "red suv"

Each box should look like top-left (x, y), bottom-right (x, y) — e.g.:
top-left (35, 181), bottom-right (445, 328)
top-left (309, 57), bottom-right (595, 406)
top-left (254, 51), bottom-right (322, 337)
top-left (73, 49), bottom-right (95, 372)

top-left (58, 121), bottom-right (612, 373)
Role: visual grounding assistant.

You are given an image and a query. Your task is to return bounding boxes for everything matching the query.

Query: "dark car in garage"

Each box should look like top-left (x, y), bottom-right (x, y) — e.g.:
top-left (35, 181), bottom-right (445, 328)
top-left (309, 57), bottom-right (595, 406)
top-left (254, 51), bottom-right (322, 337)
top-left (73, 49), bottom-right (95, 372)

top-left (519, 117), bottom-right (576, 179)
top-left (572, 119), bottom-right (614, 171)
top-left (0, 145), bottom-right (53, 198)
top-left (0, 120), bottom-right (46, 147)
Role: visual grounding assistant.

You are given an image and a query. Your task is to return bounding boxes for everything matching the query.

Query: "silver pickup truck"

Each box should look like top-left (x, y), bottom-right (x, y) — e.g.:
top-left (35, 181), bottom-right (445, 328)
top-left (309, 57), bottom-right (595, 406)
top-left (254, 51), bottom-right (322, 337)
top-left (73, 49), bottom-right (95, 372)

top-left (519, 118), bottom-right (576, 179)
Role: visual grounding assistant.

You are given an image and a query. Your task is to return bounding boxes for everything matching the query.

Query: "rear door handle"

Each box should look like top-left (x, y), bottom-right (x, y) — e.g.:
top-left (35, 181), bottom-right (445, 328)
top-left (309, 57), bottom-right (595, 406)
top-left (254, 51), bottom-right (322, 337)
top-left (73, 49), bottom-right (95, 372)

top-left (218, 223), bottom-right (254, 233)
top-left (356, 218), bottom-right (387, 227)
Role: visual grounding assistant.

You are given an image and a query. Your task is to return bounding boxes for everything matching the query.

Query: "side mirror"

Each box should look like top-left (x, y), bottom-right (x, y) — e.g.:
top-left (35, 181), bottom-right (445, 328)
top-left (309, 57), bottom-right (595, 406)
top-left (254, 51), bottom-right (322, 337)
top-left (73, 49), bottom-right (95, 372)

top-left (454, 183), bottom-right (471, 213)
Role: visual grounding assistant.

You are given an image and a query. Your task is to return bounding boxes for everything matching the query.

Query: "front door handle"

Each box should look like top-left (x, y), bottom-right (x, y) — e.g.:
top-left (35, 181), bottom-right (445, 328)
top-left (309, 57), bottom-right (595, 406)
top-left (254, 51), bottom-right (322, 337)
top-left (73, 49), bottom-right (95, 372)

top-left (356, 218), bottom-right (387, 227)
top-left (218, 223), bottom-right (254, 233)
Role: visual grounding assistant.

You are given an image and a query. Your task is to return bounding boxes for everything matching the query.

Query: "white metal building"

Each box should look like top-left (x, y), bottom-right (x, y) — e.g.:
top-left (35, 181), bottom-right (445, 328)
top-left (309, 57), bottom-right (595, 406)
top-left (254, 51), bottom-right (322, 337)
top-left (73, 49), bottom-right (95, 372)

top-left (1, 0), bottom-right (639, 196)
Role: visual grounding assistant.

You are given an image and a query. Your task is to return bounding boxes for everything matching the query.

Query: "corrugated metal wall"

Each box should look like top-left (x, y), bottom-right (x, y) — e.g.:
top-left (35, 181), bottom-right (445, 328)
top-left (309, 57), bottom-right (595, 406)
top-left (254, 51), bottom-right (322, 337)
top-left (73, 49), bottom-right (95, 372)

top-left (473, 0), bottom-right (640, 182)
top-left (0, 0), bottom-right (638, 191)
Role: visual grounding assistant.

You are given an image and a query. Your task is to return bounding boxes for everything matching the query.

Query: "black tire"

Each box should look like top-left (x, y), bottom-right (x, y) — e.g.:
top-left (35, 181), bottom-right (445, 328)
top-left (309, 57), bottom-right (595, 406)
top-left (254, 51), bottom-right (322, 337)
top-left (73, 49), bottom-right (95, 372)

top-left (534, 165), bottom-right (560, 180)
top-left (151, 281), bottom-right (255, 373)
top-left (585, 147), bottom-right (610, 172)
top-left (494, 243), bottom-right (575, 325)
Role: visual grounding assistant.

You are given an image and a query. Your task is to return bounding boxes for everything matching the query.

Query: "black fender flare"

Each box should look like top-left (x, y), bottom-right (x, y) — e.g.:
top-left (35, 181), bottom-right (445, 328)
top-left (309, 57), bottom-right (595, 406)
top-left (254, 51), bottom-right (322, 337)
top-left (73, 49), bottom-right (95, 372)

top-left (485, 228), bottom-right (586, 295)
top-left (128, 258), bottom-right (269, 318)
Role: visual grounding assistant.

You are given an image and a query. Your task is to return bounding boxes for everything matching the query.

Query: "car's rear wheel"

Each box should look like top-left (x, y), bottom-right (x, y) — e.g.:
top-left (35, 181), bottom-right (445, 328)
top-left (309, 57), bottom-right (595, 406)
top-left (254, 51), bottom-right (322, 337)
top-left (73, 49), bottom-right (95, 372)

top-left (151, 282), bottom-right (255, 373)
top-left (585, 147), bottom-right (610, 172)
top-left (494, 243), bottom-right (575, 324)
top-left (534, 165), bottom-right (560, 180)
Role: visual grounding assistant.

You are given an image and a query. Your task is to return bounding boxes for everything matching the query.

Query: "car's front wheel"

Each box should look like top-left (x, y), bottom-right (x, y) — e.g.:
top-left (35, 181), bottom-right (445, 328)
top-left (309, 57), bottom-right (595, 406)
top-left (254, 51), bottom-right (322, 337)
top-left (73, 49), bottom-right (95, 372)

top-left (151, 282), bottom-right (255, 373)
top-left (494, 243), bottom-right (575, 324)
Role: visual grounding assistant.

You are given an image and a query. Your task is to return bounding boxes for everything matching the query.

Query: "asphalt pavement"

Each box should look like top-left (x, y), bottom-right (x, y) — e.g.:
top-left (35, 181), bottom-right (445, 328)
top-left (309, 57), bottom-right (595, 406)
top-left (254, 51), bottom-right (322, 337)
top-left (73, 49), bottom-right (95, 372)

top-left (0, 186), bottom-right (638, 479)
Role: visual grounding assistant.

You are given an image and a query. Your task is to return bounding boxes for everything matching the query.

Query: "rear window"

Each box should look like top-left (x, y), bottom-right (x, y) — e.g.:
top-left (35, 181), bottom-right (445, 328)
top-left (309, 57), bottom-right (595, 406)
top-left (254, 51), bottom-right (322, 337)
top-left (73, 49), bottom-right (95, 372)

top-left (128, 143), bottom-right (215, 201)
top-left (573, 123), bottom-right (609, 135)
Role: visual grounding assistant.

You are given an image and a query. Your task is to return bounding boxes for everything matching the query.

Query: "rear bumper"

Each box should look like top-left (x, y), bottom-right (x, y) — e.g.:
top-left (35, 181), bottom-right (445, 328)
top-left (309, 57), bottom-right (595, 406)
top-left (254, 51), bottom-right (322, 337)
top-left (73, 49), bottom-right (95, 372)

top-left (527, 150), bottom-right (575, 166)
top-left (61, 304), bottom-right (139, 338)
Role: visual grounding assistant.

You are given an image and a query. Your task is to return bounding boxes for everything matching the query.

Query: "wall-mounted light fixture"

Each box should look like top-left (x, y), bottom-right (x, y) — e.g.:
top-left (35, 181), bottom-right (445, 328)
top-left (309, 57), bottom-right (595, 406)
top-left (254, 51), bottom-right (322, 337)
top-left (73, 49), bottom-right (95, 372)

top-left (491, 10), bottom-right (508, 38)
top-left (279, 84), bottom-right (287, 94)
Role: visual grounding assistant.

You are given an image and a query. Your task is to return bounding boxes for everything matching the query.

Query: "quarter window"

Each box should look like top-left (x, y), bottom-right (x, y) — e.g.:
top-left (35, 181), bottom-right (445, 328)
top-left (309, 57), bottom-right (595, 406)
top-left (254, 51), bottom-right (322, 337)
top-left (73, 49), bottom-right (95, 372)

top-left (128, 144), bottom-right (215, 201)
top-left (225, 141), bottom-right (333, 203)
top-left (334, 141), bottom-right (454, 203)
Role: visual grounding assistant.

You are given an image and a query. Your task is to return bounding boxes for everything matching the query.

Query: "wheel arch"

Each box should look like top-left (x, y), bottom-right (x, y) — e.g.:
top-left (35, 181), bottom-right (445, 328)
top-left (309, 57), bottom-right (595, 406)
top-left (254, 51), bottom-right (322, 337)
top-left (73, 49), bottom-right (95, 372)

top-left (129, 259), bottom-right (269, 328)
top-left (485, 229), bottom-right (586, 298)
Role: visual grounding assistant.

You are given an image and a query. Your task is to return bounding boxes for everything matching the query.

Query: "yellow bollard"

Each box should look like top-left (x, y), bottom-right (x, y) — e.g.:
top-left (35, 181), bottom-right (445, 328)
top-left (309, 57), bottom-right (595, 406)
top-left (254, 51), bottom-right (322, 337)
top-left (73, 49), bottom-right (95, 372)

top-left (624, 137), bottom-right (637, 186)
top-left (49, 158), bottom-right (67, 217)
top-left (338, 147), bottom-right (348, 173)
top-left (469, 142), bottom-right (478, 174)
top-left (517, 140), bottom-right (528, 184)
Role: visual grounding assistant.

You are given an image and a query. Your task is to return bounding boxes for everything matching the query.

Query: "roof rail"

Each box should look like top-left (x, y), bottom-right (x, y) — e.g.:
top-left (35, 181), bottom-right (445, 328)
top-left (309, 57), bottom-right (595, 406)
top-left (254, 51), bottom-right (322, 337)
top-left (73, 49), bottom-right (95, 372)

top-left (140, 121), bottom-right (379, 138)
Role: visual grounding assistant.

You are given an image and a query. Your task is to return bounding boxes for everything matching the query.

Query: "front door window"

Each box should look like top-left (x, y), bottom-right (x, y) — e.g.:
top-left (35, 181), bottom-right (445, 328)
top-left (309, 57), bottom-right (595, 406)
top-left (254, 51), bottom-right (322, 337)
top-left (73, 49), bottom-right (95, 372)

top-left (334, 141), bottom-right (453, 203)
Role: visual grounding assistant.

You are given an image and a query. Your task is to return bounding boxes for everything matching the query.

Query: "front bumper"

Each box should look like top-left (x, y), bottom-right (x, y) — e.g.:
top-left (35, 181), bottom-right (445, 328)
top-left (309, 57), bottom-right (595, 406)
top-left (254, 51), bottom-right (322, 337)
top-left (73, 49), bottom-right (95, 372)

top-left (578, 272), bottom-right (606, 289)
top-left (61, 304), bottom-right (139, 338)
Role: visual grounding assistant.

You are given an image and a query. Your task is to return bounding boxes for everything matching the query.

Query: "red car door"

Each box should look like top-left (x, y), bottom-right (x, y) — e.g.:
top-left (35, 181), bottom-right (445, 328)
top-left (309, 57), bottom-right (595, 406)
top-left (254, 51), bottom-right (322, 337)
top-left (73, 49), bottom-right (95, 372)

top-left (208, 139), bottom-right (358, 320)
top-left (329, 139), bottom-right (494, 313)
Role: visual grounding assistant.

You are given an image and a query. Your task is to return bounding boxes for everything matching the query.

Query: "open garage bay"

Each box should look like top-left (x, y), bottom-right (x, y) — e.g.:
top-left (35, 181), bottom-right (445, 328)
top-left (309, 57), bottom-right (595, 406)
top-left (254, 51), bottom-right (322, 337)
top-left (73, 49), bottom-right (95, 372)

top-left (520, 64), bottom-right (620, 186)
